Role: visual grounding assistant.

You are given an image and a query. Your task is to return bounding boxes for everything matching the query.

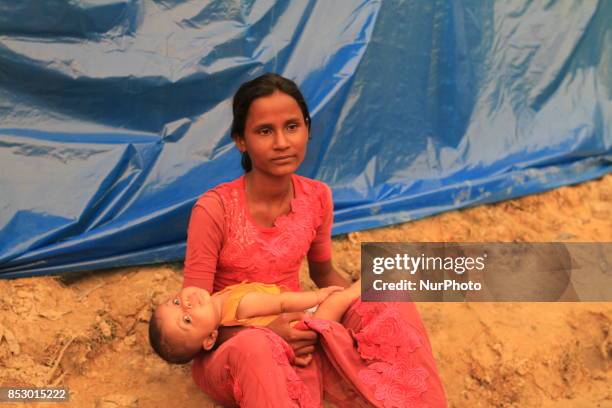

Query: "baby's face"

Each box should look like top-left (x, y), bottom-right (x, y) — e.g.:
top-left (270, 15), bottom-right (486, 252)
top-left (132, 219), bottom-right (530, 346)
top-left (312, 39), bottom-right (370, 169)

top-left (156, 286), bottom-right (219, 353)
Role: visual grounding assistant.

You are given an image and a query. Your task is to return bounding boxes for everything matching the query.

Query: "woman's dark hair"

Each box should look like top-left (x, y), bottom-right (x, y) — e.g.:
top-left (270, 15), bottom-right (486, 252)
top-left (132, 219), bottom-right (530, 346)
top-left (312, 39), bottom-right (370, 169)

top-left (231, 73), bottom-right (311, 172)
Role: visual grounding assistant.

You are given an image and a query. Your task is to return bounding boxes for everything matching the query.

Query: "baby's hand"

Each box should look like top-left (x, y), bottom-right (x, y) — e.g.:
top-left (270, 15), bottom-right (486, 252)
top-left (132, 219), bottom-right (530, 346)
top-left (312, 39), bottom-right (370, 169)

top-left (316, 286), bottom-right (344, 303)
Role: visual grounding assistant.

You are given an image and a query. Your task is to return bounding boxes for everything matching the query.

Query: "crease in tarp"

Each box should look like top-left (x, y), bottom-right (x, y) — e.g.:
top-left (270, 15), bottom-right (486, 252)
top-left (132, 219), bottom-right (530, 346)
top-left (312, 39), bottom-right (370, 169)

top-left (0, 0), bottom-right (610, 278)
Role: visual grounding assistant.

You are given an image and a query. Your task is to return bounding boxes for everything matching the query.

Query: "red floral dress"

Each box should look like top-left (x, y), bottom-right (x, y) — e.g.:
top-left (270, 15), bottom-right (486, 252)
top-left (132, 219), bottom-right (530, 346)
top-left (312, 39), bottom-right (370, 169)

top-left (183, 174), bottom-right (447, 407)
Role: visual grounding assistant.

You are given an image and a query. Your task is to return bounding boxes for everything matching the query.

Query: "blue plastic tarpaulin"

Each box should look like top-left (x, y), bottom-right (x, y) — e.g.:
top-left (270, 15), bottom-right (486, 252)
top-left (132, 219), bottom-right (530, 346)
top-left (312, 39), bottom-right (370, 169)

top-left (1, 1), bottom-right (610, 278)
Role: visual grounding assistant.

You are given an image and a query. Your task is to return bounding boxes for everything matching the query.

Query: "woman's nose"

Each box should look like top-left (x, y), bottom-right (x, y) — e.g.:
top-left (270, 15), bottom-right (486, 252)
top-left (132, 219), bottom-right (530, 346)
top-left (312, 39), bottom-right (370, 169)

top-left (273, 131), bottom-right (290, 149)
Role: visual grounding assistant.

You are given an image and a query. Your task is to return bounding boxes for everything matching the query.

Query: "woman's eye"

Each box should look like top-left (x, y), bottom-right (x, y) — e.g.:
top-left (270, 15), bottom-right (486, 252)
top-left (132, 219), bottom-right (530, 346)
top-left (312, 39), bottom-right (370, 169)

top-left (183, 315), bottom-right (192, 324)
top-left (259, 128), bottom-right (271, 135)
top-left (287, 123), bottom-right (298, 131)
top-left (173, 298), bottom-right (180, 306)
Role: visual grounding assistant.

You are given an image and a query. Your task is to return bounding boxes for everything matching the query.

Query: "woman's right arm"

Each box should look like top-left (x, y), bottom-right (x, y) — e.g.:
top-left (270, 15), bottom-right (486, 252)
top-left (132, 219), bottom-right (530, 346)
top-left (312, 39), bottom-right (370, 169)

top-left (183, 193), bottom-right (224, 291)
top-left (184, 193), bottom-right (250, 344)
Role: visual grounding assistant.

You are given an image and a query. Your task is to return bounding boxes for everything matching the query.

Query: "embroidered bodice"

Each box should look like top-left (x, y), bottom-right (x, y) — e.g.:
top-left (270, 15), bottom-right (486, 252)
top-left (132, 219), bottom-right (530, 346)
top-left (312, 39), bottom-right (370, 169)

top-left (183, 174), bottom-right (333, 293)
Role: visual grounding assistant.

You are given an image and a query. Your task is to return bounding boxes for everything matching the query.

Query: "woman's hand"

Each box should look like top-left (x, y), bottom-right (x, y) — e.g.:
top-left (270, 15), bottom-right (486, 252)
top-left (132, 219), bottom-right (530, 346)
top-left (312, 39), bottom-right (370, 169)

top-left (266, 312), bottom-right (317, 367)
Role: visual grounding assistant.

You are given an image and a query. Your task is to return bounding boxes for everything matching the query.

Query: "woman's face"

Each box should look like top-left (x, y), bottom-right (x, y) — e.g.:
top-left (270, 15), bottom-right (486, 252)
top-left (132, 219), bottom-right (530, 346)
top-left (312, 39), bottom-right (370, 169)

top-left (236, 90), bottom-right (309, 177)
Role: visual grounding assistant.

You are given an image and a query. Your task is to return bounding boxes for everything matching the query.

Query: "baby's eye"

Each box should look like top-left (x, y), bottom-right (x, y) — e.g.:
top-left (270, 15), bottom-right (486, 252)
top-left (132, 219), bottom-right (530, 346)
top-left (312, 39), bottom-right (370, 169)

top-left (173, 298), bottom-right (180, 306)
top-left (183, 315), bottom-right (192, 324)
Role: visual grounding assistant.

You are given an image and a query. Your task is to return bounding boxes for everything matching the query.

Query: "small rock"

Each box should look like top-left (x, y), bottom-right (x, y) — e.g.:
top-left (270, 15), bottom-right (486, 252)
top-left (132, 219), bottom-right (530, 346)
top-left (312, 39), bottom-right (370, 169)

top-left (491, 342), bottom-right (503, 354)
top-left (16, 290), bottom-right (31, 298)
top-left (96, 394), bottom-right (138, 408)
top-left (123, 335), bottom-right (136, 347)
top-left (0, 323), bottom-right (20, 355)
top-left (515, 358), bottom-right (529, 376)
top-left (98, 321), bottom-right (112, 338)
top-left (347, 232), bottom-right (361, 244)
top-left (137, 307), bottom-right (150, 323)
top-left (556, 232), bottom-right (576, 240)
top-left (38, 310), bottom-right (62, 320)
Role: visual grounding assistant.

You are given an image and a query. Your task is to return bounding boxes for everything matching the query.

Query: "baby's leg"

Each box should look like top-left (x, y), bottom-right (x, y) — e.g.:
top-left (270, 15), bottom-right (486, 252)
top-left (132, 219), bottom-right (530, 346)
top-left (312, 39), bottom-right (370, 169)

top-left (313, 279), bottom-right (361, 322)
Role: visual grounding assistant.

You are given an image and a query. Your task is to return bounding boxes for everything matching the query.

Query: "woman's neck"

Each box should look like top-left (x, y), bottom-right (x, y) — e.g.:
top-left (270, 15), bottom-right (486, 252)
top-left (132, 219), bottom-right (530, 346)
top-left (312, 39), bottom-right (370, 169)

top-left (244, 171), bottom-right (293, 203)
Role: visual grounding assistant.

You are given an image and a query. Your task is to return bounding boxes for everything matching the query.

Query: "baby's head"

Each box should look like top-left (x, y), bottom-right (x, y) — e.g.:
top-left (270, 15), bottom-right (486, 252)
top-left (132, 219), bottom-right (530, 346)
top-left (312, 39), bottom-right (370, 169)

top-left (149, 286), bottom-right (219, 364)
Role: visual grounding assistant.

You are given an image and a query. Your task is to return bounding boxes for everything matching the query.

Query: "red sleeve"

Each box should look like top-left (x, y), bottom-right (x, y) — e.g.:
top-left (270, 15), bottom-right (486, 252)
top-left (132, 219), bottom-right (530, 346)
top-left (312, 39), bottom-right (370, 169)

top-left (307, 184), bottom-right (333, 263)
top-left (183, 192), bottom-right (224, 292)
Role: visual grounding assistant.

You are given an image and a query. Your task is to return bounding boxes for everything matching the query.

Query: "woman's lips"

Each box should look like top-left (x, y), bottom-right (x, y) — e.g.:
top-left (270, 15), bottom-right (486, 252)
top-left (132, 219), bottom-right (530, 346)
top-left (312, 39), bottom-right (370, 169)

top-left (271, 155), bottom-right (294, 163)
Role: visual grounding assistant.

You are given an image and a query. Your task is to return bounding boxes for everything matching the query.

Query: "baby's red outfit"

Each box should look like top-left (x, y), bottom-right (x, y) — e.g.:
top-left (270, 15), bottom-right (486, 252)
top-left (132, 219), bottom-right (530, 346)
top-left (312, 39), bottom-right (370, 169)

top-left (184, 174), bottom-right (447, 407)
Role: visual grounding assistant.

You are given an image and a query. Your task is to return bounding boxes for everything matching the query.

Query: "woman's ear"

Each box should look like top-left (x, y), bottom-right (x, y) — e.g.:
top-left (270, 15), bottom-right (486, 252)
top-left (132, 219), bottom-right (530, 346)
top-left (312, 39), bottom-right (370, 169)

top-left (202, 329), bottom-right (218, 351)
top-left (233, 135), bottom-right (246, 153)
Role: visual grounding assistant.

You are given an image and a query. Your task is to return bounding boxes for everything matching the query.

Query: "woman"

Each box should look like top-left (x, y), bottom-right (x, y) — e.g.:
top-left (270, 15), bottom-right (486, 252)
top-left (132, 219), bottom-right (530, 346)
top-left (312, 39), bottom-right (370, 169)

top-left (183, 73), bottom-right (447, 407)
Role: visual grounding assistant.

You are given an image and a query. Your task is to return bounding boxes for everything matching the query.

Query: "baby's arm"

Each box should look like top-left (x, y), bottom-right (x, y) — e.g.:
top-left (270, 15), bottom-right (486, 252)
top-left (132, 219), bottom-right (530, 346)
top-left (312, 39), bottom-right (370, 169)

top-left (313, 278), bottom-right (361, 322)
top-left (236, 286), bottom-right (343, 320)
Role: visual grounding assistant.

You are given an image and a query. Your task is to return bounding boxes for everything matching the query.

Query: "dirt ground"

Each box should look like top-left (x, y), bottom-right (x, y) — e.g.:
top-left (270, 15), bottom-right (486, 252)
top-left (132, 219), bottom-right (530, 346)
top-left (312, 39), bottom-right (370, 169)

top-left (1, 174), bottom-right (611, 408)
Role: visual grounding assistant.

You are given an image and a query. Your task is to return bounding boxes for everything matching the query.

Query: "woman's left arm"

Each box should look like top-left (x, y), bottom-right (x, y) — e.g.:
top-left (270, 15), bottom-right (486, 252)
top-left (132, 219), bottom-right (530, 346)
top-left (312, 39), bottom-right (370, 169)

top-left (307, 184), bottom-right (349, 288)
top-left (308, 259), bottom-right (349, 288)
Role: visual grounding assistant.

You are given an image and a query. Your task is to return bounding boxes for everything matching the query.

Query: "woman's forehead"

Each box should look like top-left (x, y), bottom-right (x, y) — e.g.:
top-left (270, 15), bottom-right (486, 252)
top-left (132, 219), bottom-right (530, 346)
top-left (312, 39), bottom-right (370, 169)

top-left (247, 92), bottom-right (302, 122)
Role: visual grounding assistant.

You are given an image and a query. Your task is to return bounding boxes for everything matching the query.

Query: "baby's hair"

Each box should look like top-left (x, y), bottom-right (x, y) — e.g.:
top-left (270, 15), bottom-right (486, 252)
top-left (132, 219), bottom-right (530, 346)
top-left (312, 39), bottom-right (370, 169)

top-left (148, 308), bottom-right (199, 365)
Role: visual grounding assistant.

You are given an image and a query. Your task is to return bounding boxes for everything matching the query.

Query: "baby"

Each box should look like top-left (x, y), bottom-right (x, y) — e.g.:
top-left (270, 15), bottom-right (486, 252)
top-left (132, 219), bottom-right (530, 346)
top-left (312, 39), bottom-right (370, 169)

top-left (149, 279), bottom-right (361, 364)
